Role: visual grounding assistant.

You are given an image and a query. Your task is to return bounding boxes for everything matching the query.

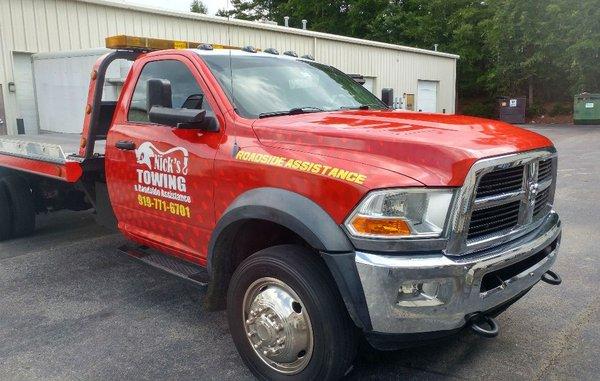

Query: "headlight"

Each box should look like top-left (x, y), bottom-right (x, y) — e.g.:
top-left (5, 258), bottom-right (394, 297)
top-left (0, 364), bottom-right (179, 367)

top-left (345, 189), bottom-right (454, 239)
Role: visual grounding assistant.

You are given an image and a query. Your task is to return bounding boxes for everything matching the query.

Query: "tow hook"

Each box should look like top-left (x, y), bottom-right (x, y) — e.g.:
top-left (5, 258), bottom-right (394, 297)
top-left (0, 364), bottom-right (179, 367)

top-left (541, 270), bottom-right (562, 285)
top-left (466, 313), bottom-right (499, 338)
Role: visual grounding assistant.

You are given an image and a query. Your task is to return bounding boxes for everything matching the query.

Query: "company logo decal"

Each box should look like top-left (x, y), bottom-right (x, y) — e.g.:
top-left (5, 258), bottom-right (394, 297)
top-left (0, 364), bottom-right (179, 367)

top-left (134, 142), bottom-right (191, 204)
top-left (235, 149), bottom-right (367, 185)
top-left (136, 142), bottom-right (189, 174)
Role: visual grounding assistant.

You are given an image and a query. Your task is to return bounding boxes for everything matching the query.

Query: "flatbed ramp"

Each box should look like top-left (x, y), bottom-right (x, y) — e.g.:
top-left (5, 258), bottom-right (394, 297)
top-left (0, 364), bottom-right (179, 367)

top-left (0, 133), bottom-right (105, 182)
top-left (0, 133), bottom-right (106, 163)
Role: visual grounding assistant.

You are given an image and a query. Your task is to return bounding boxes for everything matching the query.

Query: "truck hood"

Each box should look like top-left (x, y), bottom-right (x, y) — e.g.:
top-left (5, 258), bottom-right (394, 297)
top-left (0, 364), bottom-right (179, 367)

top-left (252, 110), bottom-right (553, 187)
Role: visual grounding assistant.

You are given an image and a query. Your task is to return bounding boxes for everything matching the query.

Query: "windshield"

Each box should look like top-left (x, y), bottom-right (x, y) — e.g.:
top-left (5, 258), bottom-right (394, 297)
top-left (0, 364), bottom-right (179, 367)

top-left (200, 54), bottom-right (387, 119)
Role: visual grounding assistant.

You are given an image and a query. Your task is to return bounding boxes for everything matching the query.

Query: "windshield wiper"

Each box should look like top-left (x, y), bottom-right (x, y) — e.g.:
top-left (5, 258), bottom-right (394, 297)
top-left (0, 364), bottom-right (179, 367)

top-left (258, 106), bottom-right (324, 119)
top-left (339, 105), bottom-right (371, 110)
top-left (340, 103), bottom-right (390, 110)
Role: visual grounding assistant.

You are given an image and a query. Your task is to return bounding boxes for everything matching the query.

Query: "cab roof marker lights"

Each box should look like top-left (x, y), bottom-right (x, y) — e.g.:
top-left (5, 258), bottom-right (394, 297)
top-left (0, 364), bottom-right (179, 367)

top-left (242, 45), bottom-right (258, 53)
top-left (264, 48), bottom-right (279, 55)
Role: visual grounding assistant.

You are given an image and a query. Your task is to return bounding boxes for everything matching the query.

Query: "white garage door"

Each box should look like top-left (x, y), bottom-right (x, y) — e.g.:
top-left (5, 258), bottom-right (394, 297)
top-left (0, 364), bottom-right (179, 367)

top-left (417, 80), bottom-right (438, 113)
top-left (33, 49), bottom-right (132, 133)
top-left (34, 51), bottom-right (104, 134)
top-left (13, 53), bottom-right (39, 134)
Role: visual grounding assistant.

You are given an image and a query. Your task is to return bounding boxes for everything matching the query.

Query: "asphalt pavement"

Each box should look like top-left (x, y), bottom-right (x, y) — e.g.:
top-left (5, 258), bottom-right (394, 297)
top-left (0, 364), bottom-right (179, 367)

top-left (0, 124), bottom-right (598, 380)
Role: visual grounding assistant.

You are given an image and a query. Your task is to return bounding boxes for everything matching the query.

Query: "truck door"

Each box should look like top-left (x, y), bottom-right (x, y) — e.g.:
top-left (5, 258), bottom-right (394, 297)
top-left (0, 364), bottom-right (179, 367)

top-left (105, 55), bottom-right (223, 261)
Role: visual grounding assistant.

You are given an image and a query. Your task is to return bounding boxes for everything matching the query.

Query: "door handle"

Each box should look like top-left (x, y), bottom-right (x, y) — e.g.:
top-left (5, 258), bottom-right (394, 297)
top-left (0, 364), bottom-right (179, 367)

top-left (115, 140), bottom-right (136, 150)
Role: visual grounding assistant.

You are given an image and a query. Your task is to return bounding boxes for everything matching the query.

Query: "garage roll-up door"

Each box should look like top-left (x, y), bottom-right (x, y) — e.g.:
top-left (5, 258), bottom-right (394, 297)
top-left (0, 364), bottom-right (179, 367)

top-left (417, 80), bottom-right (438, 113)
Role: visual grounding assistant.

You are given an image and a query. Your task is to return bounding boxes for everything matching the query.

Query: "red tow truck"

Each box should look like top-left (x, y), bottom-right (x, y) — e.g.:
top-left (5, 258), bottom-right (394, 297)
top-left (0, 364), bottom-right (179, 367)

top-left (0, 36), bottom-right (562, 380)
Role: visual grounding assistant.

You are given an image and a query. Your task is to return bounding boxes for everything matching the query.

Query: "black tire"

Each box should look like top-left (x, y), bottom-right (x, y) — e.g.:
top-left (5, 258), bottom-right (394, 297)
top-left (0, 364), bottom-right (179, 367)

top-left (227, 244), bottom-right (358, 381)
top-left (1, 175), bottom-right (35, 238)
top-left (0, 182), bottom-right (12, 241)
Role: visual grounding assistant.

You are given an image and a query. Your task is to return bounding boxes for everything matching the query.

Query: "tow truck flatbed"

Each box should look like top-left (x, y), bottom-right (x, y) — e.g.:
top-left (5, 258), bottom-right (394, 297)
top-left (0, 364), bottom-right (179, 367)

top-left (0, 132), bottom-right (105, 182)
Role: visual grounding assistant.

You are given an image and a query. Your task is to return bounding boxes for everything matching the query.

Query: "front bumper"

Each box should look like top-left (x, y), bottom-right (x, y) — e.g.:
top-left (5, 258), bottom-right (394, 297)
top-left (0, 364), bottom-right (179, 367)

top-left (354, 211), bottom-right (561, 335)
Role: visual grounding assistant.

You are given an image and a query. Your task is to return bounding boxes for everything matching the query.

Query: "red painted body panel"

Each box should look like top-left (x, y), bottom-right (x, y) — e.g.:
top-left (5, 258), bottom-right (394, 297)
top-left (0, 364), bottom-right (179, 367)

top-left (105, 52), bottom-right (226, 265)
top-left (252, 110), bottom-right (553, 187)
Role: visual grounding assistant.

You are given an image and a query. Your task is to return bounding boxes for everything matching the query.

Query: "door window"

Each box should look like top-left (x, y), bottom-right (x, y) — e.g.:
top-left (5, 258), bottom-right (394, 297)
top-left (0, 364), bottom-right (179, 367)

top-left (128, 59), bottom-right (213, 123)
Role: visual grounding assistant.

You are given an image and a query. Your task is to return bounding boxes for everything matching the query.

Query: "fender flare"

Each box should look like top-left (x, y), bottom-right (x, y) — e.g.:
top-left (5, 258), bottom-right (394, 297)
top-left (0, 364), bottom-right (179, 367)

top-left (207, 187), bottom-right (354, 274)
top-left (205, 187), bottom-right (372, 330)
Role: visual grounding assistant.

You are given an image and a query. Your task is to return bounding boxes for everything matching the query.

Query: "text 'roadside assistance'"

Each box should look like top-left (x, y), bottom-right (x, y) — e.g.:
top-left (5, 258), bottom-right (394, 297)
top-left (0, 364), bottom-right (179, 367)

top-left (235, 150), bottom-right (367, 185)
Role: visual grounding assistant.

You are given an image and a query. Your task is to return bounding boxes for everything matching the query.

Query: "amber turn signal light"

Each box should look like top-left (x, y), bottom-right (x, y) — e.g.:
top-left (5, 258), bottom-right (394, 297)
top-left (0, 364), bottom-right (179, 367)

top-left (350, 216), bottom-right (412, 237)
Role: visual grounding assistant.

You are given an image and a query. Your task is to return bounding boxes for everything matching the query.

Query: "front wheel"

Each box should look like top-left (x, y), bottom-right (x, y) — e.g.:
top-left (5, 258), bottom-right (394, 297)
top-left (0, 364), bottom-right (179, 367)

top-left (227, 245), bottom-right (357, 380)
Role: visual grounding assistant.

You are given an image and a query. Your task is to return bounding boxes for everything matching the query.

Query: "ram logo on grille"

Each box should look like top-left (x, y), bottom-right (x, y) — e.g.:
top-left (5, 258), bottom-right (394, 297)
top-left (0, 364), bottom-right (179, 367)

top-left (526, 162), bottom-right (540, 207)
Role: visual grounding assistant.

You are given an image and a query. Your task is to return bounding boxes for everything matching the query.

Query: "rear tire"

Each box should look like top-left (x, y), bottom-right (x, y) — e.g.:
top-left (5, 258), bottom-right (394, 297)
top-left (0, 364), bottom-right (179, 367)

top-left (227, 244), bottom-right (358, 381)
top-left (0, 182), bottom-right (12, 241)
top-left (1, 175), bottom-right (35, 238)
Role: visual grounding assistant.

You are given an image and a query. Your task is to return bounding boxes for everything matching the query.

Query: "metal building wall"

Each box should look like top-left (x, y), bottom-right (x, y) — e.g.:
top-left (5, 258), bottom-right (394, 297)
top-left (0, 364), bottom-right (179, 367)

top-left (0, 0), bottom-right (457, 135)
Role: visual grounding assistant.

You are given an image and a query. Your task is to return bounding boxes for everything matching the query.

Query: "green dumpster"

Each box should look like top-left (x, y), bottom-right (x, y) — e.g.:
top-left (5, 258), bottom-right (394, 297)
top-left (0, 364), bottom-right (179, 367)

top-left (574, 93), bottom-right (600, 125)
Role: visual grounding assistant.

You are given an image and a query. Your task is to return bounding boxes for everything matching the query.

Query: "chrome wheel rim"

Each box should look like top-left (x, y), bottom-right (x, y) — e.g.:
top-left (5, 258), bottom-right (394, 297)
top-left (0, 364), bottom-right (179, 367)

top-left (242, 277), bottom-right (314, 374)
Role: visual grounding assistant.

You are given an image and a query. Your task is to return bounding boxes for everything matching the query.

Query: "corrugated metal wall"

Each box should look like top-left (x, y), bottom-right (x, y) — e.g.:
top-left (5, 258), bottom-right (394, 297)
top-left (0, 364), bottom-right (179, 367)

top-left (0, 0), bottom-right (457, 135)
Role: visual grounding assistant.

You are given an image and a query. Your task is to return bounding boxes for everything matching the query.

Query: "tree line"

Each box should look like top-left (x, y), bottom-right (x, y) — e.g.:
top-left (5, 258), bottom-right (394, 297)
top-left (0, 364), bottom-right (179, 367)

top-left (209, 0), bottom-right (599, 115)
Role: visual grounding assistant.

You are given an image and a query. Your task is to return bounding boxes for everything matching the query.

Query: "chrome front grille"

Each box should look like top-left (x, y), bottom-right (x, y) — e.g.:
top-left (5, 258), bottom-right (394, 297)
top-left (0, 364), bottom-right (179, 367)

top-left (533, 187), bottom-right (551, 218)
top-left (467, 165), bottom-right (525, 239)
top-left (467, 200), bottom-right (521, 240)
top-left (538, 158), bottom-right (553, 183)
top-left (446, 148), bottom-right (557, 256)
top-left (467, 157), bottom-right (556, 243)
top-left (476, 165), bottom-right (525, 197)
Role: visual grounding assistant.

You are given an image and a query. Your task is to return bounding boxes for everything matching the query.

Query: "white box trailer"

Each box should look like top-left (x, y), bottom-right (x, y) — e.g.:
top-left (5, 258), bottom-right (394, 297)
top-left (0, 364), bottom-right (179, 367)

top-left (32, 49), bottom-right (131, 134)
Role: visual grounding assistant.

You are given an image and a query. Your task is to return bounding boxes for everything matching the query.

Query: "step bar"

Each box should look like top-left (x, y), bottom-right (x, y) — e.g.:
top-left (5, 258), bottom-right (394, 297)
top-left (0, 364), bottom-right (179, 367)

top-left (119, 245), bottom-right (209, 286)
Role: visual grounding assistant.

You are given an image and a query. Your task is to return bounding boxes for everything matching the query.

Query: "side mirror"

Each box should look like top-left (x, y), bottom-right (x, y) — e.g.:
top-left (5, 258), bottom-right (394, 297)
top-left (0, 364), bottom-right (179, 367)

top-left (148, 106), bottom-right (219, 131)
top-left (146, 78), bottom-right (172, 109)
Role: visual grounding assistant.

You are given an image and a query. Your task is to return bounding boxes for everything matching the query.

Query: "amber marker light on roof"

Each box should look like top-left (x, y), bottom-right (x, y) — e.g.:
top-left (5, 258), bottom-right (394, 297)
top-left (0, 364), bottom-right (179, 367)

top-left (105, 35), bottom-right (240, 51)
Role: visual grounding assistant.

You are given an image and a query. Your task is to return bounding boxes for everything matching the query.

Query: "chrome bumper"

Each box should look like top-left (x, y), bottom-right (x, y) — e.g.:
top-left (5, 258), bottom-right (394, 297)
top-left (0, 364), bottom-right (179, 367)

top-left (355, 212), bottom-right (561, 334)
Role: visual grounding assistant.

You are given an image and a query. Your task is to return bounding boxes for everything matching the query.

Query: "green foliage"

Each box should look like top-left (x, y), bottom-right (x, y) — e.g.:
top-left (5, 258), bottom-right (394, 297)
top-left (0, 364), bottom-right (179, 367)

top-left (217, 0), bottom-right (286, 20)
top-left (549, 102), bottom-right (571, 117)
top-left (223, 0), bottom-right (600, 104)
top-left (190, 0), bottom-right (208, 14)
top-left (461, 101), bottom-right (496, 118)
top-left (566, 1), bottom-right (600, 94)
top-left (527, 102), bottom-right (545, 118)
top-left (366, 0), bottom-right (494, 98)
